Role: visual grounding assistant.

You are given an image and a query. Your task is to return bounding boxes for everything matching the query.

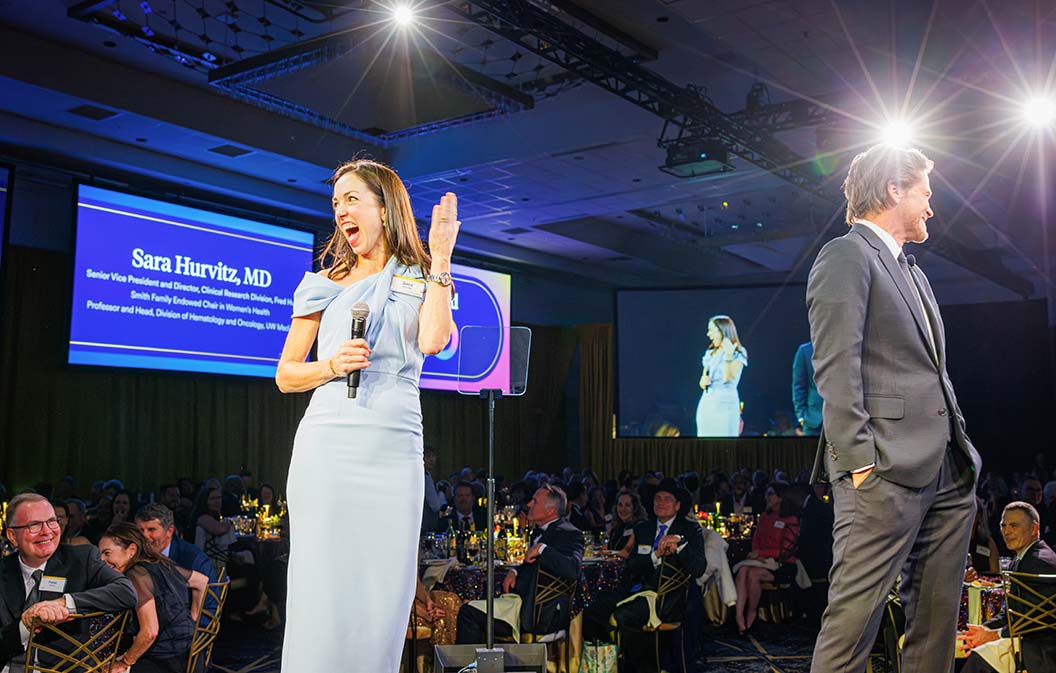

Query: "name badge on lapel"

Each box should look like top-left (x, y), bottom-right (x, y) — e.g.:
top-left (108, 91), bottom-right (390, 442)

top-left (391, 275), bottom-right (425, 298)
top-left (774, 520), bottom-right (786, 529)
top-left (40, 576), bottom-right (67, 592)
top-left (637, 545), bottom-right (652, 555)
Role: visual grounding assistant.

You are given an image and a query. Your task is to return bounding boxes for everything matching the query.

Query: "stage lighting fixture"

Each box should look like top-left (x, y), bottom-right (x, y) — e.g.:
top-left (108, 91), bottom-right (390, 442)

top-left (881, 120), bottom-right (915, 147)
top-left (658, 139), bottom-right (733, 178)
top-left (1022, 96), bottom-right (1056, 128)
top-left (392, 4), bottom-right (415, 26)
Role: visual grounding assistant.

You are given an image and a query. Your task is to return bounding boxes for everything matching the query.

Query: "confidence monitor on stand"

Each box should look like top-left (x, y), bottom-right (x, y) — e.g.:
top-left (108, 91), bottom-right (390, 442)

top-left (435, 326), bottom-right (542, 673)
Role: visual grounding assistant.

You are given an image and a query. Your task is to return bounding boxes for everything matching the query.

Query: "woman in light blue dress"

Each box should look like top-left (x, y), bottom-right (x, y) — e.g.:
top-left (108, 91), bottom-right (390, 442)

top-left (275, 160), bottom-right (459, 673)
top-left (695, 315), bottom-right (748, 437)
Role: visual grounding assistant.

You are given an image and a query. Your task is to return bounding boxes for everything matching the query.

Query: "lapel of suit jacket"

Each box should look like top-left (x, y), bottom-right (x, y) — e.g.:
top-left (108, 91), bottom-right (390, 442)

top-left (40, 546), bottom-right (70, 603)
top-left (851, 224), bottom-right (936, 365)
top-left (909, 264), bottom-right (946, 367)
top-left (1, 554), bottom-right (26, 620)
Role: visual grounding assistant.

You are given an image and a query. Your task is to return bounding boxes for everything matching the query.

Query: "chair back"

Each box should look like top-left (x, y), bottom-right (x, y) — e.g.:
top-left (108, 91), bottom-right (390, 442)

top-left (186, 577), bottom-right (231, 673)
top-left (655, 559), bottom-right (691, 625)
top-left (1001, 570), bottom-right (1056, 672)
top-left (24, 610), bottom-right (130, 673)
top-left (527, 568), bottom-right (578, 636)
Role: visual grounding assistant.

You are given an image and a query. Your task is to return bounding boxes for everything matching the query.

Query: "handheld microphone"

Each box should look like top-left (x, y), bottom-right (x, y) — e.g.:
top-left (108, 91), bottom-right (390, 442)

top-left (348, 302), bottom-right (370, 399)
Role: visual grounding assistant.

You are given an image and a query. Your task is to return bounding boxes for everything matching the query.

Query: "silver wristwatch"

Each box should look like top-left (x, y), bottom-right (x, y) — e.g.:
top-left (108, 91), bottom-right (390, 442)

top-left (426, 272), bottom-right (453, 287)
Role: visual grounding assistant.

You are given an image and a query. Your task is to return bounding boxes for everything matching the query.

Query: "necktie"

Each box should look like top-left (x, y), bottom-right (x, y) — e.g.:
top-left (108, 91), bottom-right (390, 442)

top-left (652, 524), bottom-right (668, 550)
top-left (897, 253), bottom-right (937, 360)
top-left (24, 569), bottom-right (43, 610)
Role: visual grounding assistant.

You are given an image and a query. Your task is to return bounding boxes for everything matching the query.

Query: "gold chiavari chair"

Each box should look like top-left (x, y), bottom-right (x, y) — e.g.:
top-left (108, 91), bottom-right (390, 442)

top-left (24, 610), bottom-right (129, 673)
top-left (186, 577), bottom-right (231, 673)
top-left (1002, 570), bottom-right (1056, 673)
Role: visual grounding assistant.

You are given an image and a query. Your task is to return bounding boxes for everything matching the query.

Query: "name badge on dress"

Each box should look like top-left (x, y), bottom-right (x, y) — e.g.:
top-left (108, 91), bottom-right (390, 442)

top-left (40, 576), bottom-right (67, 592)
top-left (975, 544), bottom-right (991, 557)
top-left (391, 275), bottom-right (425, 298)
top-left (637, 545), bottom-right (652, 555)
top-left (621, 529), bottom-right (633, 537)
top-left (774, 520), bottom-right (786, 529)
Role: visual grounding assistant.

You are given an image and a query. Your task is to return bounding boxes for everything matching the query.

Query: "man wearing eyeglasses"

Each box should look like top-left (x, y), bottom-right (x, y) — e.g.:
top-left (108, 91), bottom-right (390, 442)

top-left (1, 493), bottom-right (136, 670)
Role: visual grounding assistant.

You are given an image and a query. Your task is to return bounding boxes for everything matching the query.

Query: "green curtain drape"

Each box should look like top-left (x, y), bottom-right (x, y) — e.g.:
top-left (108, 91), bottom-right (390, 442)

top-left (577, 323), bottom-right (816, 479)
top-left (0, 246), bottom-right (578, 493)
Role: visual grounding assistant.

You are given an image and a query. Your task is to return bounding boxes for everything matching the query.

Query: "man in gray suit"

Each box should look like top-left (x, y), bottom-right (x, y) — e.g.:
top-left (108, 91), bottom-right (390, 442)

top-left (807, 144), bottom-right (981, 673)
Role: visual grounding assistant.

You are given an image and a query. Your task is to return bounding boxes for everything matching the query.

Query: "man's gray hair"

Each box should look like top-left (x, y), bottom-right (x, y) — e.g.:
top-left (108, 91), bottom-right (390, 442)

top-left (7, 493), bottom-right (50, 525)
top-left (842, 144), bottom-right (934, 225)
top-left (542, 485), bottom-right (567, 517)
top-left (135, 503), bottom-right (176, 530)
top-left (1003, 500), bottom-right (1040, 526)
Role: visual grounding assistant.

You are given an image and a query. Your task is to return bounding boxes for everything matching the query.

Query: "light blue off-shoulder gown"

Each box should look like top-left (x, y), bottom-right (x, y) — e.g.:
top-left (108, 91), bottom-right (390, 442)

top-left (695, 347), bottom-right (748, 437)
top-left (281, 257), bottom-right (426, 673)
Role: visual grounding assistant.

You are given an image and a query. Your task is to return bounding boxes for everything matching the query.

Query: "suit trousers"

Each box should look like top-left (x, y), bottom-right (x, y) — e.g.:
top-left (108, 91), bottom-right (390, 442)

top-left (455, 603), bottom-right (514, 645)
top-left (810, 444), bottom-right (976, 673)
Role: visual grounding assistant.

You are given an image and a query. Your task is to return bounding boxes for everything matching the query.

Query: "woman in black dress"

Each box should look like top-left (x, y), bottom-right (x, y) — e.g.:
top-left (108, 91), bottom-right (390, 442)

top-left (98, 522), bottom-right (208, 673)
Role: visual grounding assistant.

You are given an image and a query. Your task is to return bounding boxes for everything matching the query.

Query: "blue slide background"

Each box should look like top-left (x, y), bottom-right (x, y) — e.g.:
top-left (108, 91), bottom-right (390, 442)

top-left (69, 185), bottom-right (314, 377)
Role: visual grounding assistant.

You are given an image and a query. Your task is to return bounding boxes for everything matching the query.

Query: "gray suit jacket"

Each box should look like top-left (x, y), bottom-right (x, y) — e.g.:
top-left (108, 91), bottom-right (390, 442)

top-left (806, 223), bottom-right (981, 488)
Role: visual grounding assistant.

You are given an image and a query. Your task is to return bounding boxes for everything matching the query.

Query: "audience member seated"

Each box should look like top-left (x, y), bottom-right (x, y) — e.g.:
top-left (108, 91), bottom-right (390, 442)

top-left (436, 482), bottom-right (486, 533)
top-left (969, 497), bottom-right (1001, 575)
top-left (960, 501), bottom-right (1056, 673)
top-left (733, 483), bottom-right (801, 635)
top-left (793, 483), bottom-right (834, 627)
top-left (456, 486), bottom-right (583, 644)
top-left (0, 494), bottom-right (137, 668)
top-left (50, 500), bottom-right (89, 547)
top-left (607, 491), bottom-right (646, 559)
top-left (98, 523), bottom-right (205, 673)
top-left (565, 482), bottom-right (591, 532)
top-left (135, 504), bottom-right (214, 580)
top-left (583, 486), bottom-right (608, 535)
top-left (412, 576), bottom-right (462, 647)
top-left (610, 478), bottom-right (707, 673)
top-left (220, 476), bottom-right (244, 518)
top-left (111, 490), bottom-right (134, 526)
top-left (158, 483), bottom-right (192, 540)
top-left (61, 498), bottom-right (89, 544)
top-left (83, 495), bottom-right (114, 544)
top-left (730, 474), bottom-right (752, 515)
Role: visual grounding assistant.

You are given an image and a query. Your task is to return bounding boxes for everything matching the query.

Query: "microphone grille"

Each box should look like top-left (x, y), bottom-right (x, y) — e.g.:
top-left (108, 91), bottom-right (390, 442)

top-left (351, 301), bottom-right (370, 319)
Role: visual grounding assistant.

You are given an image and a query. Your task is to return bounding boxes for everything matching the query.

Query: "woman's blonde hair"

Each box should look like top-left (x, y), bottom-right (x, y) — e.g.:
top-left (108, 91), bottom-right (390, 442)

top-left (842, 145), bottom-right (933, 225)
top-left (318, 159), bottom-right (431, 280)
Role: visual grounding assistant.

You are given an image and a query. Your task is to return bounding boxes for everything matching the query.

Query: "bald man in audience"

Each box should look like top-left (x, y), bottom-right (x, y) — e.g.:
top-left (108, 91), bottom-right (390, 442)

top-left (960, 502), bottom-right (1056, 673)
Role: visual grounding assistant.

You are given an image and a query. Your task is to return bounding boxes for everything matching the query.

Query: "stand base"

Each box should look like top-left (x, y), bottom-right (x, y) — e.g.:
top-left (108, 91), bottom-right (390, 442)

top-left (433, 643), bottom-right (547, 673)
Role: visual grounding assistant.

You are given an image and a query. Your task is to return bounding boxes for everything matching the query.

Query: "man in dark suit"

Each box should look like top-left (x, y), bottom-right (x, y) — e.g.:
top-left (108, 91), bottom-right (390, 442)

top-left (134, 503), bottom-right (214, 579)
top-left (807, 144), bottom-right (981, 673)
top-left (436, 481), bottom-right (487, 533)
top-left (960, 502), bottom-right (1056, 673)
top-left (1, 493), bottom-right (137, 667)
top-left (613, 478), bottom-right (707, 673)
top-left (791, 341), bottom-right (823, 435)
top-left (456, 485), bottom-right (583, 643)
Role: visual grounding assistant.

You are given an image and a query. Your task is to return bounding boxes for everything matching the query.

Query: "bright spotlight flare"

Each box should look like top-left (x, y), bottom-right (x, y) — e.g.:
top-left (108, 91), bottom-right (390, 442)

top-left (881, 119), bottom-right (916, 148)
top-left (391, 3), bottom-right (415, 26)
top-left (1021, 95), bottom-right (1056, 128)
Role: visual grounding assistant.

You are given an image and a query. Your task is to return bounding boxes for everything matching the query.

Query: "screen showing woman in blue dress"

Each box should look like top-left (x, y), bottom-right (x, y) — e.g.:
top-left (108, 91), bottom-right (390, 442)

top-left (274, 159), bottom-right (459, 673)
top-left (695, 315), bottom-right (748, 437)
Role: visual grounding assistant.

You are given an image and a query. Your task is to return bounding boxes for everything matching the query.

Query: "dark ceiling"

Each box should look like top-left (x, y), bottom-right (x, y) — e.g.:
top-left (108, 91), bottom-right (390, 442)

top-left (0, 0), bottom-right (1053, 299)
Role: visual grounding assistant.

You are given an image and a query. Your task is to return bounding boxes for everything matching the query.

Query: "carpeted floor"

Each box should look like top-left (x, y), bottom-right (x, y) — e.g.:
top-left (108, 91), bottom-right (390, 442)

top-left (205, 618), bottom-right (895, 673)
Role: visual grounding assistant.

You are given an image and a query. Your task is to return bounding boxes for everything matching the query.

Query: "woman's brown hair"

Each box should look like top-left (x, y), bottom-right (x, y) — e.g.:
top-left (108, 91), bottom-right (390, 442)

top-left (318, 159), bottom-right (431, 280)
top-left (102, 521), bottom-right (172, 570)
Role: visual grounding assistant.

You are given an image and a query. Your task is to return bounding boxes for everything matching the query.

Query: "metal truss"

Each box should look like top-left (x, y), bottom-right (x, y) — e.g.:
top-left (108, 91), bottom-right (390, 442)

top-left (448, 0), bottom-right (827, 194)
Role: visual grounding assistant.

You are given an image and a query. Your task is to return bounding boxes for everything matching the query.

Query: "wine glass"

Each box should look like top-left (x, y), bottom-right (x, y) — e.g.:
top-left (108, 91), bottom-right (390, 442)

top-left (466, 535), bottom-right (480, 565)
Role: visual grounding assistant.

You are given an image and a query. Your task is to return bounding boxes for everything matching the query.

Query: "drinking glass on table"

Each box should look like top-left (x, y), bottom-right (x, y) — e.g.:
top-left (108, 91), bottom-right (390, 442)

top-left (466, 534), bottom-right (481, 565)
